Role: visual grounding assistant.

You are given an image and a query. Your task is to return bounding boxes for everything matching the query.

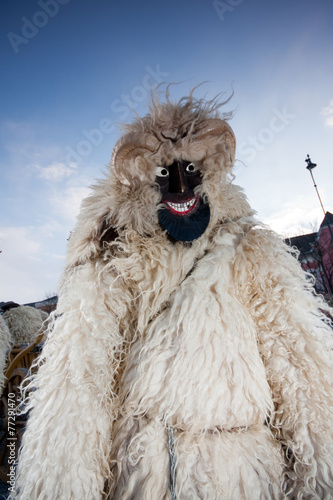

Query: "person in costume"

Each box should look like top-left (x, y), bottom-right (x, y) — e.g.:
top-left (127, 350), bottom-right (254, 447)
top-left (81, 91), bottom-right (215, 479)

top-left (15, 91), bottom-right (333, 499)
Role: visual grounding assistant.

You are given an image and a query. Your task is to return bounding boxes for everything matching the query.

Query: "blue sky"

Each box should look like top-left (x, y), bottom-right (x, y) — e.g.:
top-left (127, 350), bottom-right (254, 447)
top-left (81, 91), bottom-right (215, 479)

top-left (1, 0), bottom-right (333, 303)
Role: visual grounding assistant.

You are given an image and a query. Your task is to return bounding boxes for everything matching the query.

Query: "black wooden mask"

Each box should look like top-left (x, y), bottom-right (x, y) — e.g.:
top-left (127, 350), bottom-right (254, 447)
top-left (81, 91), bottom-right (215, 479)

top-left (155, 160), bottom-right (210, 242)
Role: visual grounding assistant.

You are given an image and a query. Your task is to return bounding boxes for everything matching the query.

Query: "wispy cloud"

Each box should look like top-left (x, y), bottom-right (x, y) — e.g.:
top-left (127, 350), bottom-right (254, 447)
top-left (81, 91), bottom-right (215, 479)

top-left (264, 196), bottom-right (324, 238)
top-left (50, 184), bottom-right (91, 224)
top-left (0, 223), bottom-right (65, 303)
top-left (320, 99), bottom-right (333, 128)
top-left (0, 226), bottom-right (41, 258)
top-left (0, 117), bottom-right (96, 303)
top-left (36, 161), bottom-right (78, 182)
top-left (1, 120), bottom-right (66, 185)
top-left (1, 119), bottom-right (94, 223)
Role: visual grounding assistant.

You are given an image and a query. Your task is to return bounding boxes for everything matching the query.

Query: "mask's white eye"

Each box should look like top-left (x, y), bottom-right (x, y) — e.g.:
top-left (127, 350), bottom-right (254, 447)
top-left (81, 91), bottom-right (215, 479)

top-left (156, 166), bottom-right (169, 177)
top-left (186, 162), bottom-right (199, 173)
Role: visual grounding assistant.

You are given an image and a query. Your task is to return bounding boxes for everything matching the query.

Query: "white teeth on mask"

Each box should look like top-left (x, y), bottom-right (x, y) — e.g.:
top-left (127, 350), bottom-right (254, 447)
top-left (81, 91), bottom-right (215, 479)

top-left (165, 197), bottom-right (197, 213)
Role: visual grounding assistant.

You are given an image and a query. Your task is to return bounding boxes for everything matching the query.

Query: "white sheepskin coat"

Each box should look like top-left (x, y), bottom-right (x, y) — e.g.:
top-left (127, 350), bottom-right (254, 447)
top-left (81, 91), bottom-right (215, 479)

top-left (14, 94), bottom-right (333, 500)
top-left (3, 306), bottom-right (48, 346)
top-left (0, 314), bottom-right (12, 391)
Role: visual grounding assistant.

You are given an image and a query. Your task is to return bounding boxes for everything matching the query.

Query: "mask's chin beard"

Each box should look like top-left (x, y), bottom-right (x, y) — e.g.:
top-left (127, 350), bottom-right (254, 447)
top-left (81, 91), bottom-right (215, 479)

top-left (157, 197), bottom-right (210, 242)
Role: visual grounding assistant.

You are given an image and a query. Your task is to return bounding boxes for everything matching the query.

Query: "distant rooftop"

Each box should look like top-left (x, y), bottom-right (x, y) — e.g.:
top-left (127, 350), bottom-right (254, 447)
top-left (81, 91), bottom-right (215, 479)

top-left (286, 232), bottom-right (317, 255)
top-left (0, 296), bottom-right (58, 314)
top-left (25, 295), bottom-right (58, 309)
top-left (285, 211), bottom-right (333, 255)
top-left (321, 211), bottom-right (333, 227)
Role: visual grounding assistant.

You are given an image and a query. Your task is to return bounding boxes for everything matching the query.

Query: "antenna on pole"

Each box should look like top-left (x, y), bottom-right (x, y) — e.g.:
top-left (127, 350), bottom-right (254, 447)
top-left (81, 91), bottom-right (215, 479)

top-left (305, 154), bottom-right (326, 216)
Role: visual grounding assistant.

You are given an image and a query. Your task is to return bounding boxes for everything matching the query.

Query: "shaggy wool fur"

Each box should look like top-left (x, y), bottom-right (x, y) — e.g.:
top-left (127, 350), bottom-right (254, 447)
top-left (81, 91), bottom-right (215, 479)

top-left (14, 92), bottom-right (333, 500)
top-left (0, 315), bottom-right (12, 392)
top-left (3, 306), bottom-right (48, 346)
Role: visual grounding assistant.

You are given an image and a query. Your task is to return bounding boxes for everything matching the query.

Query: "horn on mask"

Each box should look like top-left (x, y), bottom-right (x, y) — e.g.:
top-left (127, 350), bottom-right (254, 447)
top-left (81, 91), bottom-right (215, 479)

top-left (111, 132), bottom-right (160, 182)
top-left (193, 119), bottom-right (236, 163)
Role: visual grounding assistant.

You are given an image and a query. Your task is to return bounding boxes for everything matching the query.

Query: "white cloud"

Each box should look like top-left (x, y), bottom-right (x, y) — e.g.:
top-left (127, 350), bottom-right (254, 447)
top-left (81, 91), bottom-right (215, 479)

top-left (0, 224), bottom-right (65, 304)
top-left (320, 99), bottom-right (333, 128)
top-left (37, 161), bottom-right (78, 182)
top-left (50, 184), bottom-right (91, 224)
top-left (0, 226), bottom-right (41, 258)
top-left (2, 121), bottom-right (63, 169)
top-left (263, 196), bottom-right (325, 238)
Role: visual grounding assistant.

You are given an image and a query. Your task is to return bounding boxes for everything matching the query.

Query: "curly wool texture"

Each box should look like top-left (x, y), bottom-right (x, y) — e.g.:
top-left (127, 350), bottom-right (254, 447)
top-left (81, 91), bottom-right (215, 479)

top-left (3, 306), bottom-right (48, 345)
top-left (0, 315), bottom-right (12, 391)
top-left (14, 93), bottom-right (333, 500)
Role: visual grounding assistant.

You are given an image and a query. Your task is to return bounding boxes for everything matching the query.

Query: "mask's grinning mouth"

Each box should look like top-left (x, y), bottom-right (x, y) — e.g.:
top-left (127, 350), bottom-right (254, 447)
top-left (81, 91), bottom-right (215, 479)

top-left (164, 195), bottom-right (200, 216)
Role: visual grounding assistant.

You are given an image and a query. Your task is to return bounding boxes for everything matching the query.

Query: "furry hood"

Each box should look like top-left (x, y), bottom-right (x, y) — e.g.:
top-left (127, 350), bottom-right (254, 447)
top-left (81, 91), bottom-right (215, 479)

top-left (67, 92), bottom-right (253, 267)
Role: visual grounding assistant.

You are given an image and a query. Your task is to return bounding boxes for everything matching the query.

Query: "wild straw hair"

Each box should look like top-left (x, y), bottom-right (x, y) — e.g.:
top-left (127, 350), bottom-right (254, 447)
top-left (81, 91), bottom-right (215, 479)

top-left (3, 306), bottom-right (48, 345)
top-left (14, 90), bottom-right (333, 499)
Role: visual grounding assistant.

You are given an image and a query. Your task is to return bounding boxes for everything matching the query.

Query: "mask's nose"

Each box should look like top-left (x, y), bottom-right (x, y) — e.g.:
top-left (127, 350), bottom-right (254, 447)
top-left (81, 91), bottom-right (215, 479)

top-left (168, 161), bottom-right (188, 194)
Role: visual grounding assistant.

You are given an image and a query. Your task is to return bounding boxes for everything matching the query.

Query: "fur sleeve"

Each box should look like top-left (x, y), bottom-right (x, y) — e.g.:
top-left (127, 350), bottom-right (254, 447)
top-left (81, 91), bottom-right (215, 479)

top-left (234, 227), bottom-right (333, 498)
top-left (14, 261), bottom-right (131, 500)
